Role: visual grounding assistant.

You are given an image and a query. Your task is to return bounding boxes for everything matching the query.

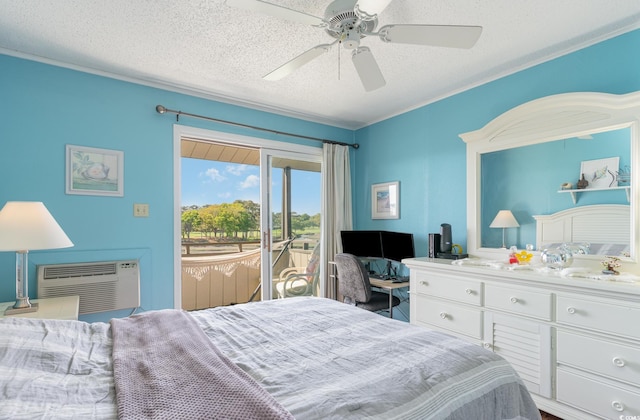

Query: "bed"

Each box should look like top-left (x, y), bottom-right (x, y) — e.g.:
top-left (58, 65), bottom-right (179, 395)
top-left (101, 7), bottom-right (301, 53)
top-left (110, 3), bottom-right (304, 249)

top-left (0, 296), bottom-right (540, 419)
top-left (533, 204), bottom-right (630, 255)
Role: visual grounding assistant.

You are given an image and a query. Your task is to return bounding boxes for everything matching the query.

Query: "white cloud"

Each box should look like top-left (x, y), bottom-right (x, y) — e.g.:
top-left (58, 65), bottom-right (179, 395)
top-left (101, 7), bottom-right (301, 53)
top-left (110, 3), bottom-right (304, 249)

top-left (202, 168), bottom-right (225, 182)
top-left (239, 174), bottom-right (259, 189)
top-left (226, 164), bottom-right (249, 176)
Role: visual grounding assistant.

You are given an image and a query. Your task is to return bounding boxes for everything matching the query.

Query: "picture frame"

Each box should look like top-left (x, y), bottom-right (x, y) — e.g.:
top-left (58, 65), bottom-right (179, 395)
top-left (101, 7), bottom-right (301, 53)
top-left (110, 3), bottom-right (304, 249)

top-left (579, 157), bottom-right (619, 189)
top-left (371, 181), bottom-right (399, 219)
top-left (66, 145), bottom-right (124, 196)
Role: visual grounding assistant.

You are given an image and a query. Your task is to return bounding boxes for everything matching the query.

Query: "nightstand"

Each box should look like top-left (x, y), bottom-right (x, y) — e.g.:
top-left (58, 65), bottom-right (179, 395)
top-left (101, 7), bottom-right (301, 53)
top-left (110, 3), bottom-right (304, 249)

top-left (0, 296), bottom-right (80, 320)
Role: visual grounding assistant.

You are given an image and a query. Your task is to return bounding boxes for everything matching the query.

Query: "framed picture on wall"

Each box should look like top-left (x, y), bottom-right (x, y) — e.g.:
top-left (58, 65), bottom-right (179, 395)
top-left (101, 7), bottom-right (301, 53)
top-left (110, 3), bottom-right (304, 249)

top-left (66, 145), bottom-right (124, 196)
top-left (371, 181), bottom-right (399, 219)
top-left (580, 157), bottom-right (619, 189)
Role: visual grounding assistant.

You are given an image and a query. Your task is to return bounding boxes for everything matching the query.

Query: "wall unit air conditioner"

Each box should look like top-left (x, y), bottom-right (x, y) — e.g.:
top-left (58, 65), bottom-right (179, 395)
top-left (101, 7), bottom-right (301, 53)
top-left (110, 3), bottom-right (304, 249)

top-left (38, 260), bottom-right (140, 315)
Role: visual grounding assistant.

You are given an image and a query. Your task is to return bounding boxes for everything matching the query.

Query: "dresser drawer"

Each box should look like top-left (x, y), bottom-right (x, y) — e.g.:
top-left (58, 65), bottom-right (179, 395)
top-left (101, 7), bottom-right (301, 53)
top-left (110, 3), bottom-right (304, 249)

top-left (414, 295), bottom-right (483, 339)
top-left (414, 270), bottom-right (482, 306)
top-left (557, 330), bottom-right (640, 386)
top-left (484, 284), bottom-right (552, 320)
top-left (557, 368), bottom-right (640, 419)
top-left (556, 295), bottom-right (640, 339)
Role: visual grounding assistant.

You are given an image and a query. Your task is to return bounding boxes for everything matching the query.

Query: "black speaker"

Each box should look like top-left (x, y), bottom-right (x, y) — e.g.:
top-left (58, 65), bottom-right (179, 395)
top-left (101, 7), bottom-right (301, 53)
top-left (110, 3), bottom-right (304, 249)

top-left (428, 233), bottom-right (441, 258)
top-left (440, 223), bottom-right (452, 253)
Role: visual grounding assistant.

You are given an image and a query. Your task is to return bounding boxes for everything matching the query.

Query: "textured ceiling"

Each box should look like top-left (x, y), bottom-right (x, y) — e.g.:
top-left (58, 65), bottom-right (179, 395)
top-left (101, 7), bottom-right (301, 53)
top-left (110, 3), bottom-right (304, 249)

top-left (1, 1), bottom-right (639, 129)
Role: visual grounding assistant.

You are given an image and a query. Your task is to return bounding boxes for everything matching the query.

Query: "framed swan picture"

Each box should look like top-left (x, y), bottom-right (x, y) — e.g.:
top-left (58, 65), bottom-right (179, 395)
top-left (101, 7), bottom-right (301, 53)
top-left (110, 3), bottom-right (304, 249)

top-left (66, 145), bottom-right (124, 196)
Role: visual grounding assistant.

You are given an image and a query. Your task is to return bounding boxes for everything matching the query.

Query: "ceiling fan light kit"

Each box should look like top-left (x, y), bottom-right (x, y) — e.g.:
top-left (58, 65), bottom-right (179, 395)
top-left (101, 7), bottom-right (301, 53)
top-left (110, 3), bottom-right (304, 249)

top-left (226, 0), bottom-right (482, 91)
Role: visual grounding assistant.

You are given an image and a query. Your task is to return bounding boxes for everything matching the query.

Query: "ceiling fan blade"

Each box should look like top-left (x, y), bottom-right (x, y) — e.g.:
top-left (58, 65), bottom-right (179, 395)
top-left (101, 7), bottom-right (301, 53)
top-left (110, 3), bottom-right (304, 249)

top-left (378, 24), bottom-right (482, 49)
top-left (263, 44), bottom-right (333, 81)
top-left (352, 47), bottom-right (386, 92)
top-left (354, 0), bottom-right (394, 21)
top-left (225, 0), bottom-right (324, 27)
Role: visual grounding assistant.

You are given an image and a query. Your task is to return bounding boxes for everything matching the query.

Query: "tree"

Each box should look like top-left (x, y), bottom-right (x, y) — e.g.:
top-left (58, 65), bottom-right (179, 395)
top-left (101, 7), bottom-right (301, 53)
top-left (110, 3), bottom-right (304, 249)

top-left (200, 205), bottom-right (222, 238)
top-left (200, 213), bottom-right (216, 238)
top-left (181, 210), bottom-right (202, 239)
top-left (234, 200), bottom-right (259, 238)
top-left (214, 202), bottom-right (248, 237)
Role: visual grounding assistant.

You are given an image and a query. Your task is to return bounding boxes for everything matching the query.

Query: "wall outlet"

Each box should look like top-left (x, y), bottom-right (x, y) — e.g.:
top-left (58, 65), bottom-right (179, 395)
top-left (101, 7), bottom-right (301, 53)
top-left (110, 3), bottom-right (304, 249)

top-left (134, 203), bottom-right (149, 217)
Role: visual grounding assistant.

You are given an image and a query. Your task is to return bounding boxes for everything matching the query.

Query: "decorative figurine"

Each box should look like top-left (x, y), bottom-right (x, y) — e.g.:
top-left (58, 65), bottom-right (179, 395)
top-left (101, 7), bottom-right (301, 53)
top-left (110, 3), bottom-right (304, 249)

top-left (577, 173), bottom-right (589, 189)
top-left (601, 256), bottom-right (621, 275)
top-left (508, 246), bottom-right (519, 264)
top-left (515, 250), bottom-right (533, 265)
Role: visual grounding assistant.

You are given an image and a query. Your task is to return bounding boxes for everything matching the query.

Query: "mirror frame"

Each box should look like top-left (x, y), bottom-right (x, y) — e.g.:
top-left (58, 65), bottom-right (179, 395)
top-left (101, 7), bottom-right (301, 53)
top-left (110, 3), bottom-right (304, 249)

top-left (460, 91), bottom-right (640, 265)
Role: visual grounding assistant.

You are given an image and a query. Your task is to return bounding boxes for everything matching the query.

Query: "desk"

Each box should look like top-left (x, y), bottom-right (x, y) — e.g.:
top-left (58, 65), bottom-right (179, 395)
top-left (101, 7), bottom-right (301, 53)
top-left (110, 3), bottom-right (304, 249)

top-left (369, 278), bottom-right (409, 318)
top-left (0, 296), bottom-right (80, 320)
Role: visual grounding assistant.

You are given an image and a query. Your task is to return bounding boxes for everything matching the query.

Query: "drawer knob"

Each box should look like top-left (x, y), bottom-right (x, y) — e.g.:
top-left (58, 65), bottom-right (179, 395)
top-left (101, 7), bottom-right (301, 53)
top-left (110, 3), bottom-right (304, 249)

top-left (465, 288), bottom-right (473, 295)
top-left (566, 306), bottom-right (576, 314)
top-left (439, 312), bottom-right (448, 320)
top-left (510, 297), bottom-right (519, 304)
top-left (612, 401), bottom-right (625, 412)
top-left (483, 342), bottom-right (492, 350)
top-left (420, 281), bottom-right (429, 286)
top-left (613, 357), bottom-right (626, 367)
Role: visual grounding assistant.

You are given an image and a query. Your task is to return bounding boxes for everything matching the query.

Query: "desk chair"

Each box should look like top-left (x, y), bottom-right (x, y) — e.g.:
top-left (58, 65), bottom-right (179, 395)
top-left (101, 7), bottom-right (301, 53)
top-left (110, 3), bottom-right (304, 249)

top-left (335, 253), bottom-right (400, 314)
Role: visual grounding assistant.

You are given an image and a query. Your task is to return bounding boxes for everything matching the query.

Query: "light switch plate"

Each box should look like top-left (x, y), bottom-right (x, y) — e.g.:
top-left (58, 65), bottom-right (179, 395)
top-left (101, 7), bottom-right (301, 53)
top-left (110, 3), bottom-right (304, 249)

top-left (134, 203), bottom-right (149, 217)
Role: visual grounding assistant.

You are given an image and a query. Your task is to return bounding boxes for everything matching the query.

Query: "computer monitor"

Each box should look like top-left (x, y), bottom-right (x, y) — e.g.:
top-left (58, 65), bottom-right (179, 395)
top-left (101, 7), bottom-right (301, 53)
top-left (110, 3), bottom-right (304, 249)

top-left (340, 230), bottom-right (384, 259)
top-left (380, 231), bottom-right (415, 262)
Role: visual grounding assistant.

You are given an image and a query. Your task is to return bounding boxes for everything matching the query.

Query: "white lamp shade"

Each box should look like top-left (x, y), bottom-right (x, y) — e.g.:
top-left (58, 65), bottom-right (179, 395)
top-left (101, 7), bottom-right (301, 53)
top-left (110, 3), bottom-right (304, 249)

top-left (489, 210), bottom-right (520, 228)
top-left (0, 202), bottom-right (74, 251)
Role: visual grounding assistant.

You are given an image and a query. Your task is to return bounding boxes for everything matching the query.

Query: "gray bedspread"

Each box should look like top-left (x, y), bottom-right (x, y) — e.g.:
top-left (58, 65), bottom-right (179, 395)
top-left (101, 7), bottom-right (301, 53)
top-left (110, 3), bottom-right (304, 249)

top-left (0, 296), bottom-right (540, 419)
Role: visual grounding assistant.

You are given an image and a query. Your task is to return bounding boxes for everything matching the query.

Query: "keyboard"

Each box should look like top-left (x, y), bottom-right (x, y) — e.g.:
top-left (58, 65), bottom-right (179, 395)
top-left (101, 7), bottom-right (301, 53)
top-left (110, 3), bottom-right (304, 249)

top-left (370, 273), bottom-right (409, 282)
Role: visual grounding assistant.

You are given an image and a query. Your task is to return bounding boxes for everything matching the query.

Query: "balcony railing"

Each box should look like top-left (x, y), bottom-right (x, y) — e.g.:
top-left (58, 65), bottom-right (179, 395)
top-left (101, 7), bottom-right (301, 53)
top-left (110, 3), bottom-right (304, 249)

top-left (181, 239), bottom-right (317, 311)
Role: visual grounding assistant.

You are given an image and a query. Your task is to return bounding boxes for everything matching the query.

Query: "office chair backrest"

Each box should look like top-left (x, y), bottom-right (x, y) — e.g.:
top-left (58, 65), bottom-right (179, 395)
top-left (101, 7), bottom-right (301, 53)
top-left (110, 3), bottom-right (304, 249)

top-left (335, 253), bottom-right (372, 303)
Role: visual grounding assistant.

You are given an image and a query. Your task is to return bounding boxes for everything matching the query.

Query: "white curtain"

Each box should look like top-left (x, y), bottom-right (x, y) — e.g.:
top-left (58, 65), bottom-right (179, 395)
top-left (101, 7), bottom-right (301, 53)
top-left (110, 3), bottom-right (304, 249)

top-left (320, 143), bottom-right (353, 299)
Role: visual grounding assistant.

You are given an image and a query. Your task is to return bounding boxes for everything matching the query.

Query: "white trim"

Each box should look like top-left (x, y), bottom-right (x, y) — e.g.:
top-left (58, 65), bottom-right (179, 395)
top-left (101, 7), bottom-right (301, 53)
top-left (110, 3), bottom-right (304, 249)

top-left (172, 124), bottom-right (322, 308)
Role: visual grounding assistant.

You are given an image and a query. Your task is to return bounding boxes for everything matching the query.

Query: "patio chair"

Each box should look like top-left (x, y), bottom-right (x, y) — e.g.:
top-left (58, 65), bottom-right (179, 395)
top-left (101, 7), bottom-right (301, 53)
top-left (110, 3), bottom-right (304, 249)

top-left (274, 243), bottom-right (320, 298)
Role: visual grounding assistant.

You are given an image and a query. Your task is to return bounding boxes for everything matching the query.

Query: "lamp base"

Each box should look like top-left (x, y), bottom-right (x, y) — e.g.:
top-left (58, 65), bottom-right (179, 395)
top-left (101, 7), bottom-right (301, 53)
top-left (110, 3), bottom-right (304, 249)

top-left (5, 302), bottom-right (39, 316)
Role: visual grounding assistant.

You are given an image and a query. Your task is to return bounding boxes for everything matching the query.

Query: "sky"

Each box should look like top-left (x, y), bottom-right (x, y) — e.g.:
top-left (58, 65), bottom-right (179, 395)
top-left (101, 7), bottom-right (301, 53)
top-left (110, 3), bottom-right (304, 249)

top-left (181, 158), bottom-right (321, 215)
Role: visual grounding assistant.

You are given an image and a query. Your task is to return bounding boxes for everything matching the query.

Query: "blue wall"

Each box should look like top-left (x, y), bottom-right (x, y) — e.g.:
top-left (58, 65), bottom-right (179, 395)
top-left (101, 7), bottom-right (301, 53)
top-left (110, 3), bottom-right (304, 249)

top-left (0, 55), bottom-right (352, 321)
top-left (353, 29), bottom-right (640, 257)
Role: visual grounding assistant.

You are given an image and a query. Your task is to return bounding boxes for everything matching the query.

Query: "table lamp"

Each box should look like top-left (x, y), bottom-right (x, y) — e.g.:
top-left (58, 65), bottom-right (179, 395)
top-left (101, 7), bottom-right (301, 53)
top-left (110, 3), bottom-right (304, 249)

top-left (489, 210), bottom-right (520, 249)
top-left (0, 202), bottom-right (73, 315)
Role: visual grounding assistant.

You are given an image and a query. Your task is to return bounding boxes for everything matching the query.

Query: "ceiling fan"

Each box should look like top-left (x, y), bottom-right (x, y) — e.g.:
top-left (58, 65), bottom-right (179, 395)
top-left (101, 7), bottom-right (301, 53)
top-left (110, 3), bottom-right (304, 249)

top-left (225, 0), bottom-right (482, 92)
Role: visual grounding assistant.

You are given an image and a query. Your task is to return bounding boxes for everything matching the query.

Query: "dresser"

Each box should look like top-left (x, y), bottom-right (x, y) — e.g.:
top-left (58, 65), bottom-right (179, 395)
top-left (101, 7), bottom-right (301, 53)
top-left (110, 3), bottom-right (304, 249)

top-left (403, 257), bottom-right (640, 420)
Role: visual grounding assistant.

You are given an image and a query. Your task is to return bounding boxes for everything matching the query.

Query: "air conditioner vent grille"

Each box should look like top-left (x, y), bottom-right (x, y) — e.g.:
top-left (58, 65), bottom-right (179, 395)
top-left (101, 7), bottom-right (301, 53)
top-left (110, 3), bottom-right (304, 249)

top-left (38, 260), bottom-right (139, 315)
top-left (40, 282), bottom-right (117, 314)
top-left (43, 263), bottom-right (117, 279)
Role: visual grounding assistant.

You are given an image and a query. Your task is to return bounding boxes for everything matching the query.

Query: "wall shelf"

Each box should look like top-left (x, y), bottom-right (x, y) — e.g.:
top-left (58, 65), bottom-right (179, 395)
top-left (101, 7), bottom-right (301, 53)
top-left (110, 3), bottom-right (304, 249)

top-left (557, 186), bottom-right (630, 204)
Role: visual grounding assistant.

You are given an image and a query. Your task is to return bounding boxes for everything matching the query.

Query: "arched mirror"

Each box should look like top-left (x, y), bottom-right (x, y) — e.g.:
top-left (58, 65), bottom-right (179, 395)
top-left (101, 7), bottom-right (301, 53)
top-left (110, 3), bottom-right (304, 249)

top-left (460, 91), bottom-right (640, 264)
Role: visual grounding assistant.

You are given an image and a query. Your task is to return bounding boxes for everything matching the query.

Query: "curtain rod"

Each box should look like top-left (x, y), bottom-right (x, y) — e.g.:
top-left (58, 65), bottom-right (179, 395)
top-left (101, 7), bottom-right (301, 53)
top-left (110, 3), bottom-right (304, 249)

top-left (155, 105), bottom-right (359, 149)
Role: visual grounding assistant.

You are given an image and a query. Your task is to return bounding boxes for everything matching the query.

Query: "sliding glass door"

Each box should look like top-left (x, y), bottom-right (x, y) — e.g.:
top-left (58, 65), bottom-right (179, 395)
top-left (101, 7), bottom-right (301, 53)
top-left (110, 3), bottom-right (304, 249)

top-left (175, 125), bottom-right (322, 310)
top-left (260, 149), bottom-right (322, 301)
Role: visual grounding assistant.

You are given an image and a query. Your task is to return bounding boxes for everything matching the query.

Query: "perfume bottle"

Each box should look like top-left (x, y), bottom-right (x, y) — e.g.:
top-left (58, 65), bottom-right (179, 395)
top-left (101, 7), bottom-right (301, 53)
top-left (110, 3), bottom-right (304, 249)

top-left (508, 246), bottom-right (519, 264)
